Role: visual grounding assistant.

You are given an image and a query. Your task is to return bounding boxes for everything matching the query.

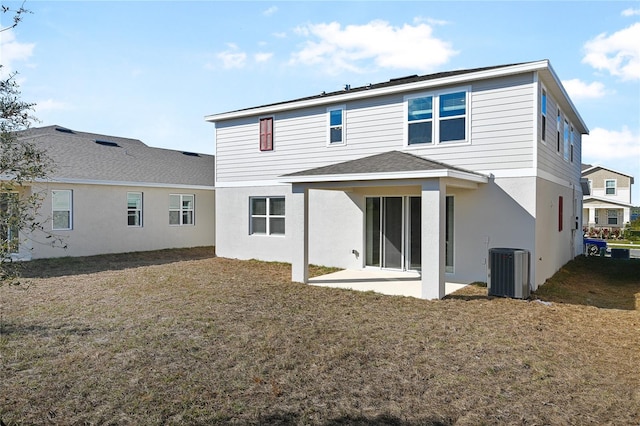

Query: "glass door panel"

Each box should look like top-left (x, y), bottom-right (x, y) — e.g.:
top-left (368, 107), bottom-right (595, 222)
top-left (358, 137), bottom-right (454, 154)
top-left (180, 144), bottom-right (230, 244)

top-left (365, 197), bottom-right (381, 267)
top-left (382, 197), bottom-right (403, 269)
top-left (408, 197), bottom-right (421, 270)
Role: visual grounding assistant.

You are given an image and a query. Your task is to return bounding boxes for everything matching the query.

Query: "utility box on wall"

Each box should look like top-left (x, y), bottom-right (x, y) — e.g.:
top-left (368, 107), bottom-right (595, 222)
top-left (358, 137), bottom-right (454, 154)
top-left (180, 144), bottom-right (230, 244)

top-left (488, 248), bottom-right (530, 299)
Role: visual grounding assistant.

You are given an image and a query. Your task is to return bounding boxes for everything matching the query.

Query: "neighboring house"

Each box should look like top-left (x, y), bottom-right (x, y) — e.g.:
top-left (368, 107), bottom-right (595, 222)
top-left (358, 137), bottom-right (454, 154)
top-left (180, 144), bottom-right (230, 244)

top-left (206, 60), bottom-right (588, 299)
top-left (7, 125), bottom-right (215, 260)
top-left (582, 164), bottom-right (634, 231)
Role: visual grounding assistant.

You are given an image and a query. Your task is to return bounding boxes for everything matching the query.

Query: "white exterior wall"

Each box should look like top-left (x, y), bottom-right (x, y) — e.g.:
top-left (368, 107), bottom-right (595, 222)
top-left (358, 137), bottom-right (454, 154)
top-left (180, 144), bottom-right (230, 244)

top-left (25, 183), bottom-right (215, 259)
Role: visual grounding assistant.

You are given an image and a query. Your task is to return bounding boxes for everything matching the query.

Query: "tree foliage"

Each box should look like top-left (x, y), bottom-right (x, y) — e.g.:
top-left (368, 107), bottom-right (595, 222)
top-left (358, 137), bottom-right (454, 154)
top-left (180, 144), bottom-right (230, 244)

top-left (1, 3), bottom-right (56, 284)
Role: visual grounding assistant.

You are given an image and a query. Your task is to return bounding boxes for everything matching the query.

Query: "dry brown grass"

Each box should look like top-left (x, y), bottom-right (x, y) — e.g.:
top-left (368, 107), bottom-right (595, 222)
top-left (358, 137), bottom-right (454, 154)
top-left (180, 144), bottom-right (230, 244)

top-left (1, 248), bottom-right (639, 425)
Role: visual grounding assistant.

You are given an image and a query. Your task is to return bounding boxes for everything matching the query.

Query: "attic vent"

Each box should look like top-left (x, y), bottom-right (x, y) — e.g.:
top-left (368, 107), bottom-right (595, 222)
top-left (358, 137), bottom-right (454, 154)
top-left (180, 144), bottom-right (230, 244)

top-left (55, 127), bottom-right (74, 134)
top-left (182, 151), bottom-right (200, 157)
top-left (389, 74), bottom-right (418, 82)
top-left (95, 139), bottom-right (120, 147)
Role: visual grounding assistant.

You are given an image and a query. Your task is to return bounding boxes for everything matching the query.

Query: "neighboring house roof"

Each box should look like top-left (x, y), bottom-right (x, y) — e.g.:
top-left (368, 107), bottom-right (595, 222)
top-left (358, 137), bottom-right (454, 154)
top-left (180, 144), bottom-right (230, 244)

top-left (206, 59), bottom-right (588, 135)
top-left (15, 126), bottom-right (214, 188)
top-left (581, 164), bottom-right (634, 183)
top-left (280, 150), bottom-right (488, 184)
top-left (583, 196), bottom-right (633, 208)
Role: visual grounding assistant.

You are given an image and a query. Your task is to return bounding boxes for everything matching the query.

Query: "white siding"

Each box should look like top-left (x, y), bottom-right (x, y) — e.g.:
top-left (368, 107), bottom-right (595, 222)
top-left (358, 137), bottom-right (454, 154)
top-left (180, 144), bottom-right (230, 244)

top-left (215, 74), bottom-right (538, 183)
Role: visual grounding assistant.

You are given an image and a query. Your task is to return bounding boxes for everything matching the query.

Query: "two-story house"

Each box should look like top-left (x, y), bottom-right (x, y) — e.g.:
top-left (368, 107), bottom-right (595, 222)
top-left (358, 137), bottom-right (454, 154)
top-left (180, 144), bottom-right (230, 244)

top-left (206, 60), bottom-right (588, 299)
top-left (6, 125), bottom-right (215, 260)
top-left (582, 164), bottom-right (634, 233)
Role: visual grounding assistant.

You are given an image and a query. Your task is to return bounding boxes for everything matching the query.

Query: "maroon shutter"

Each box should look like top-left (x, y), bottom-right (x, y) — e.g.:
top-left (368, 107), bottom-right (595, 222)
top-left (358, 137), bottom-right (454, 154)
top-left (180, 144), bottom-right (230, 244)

top-left (260, 118), bottom-right (273, 151)
top-left (558, 196), bottom-right (563, 232)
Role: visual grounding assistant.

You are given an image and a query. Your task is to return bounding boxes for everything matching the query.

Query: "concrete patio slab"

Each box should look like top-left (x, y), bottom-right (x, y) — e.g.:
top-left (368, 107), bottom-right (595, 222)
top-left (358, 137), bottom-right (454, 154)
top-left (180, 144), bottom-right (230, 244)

top-left (309, 269), bottom-right (468, 298)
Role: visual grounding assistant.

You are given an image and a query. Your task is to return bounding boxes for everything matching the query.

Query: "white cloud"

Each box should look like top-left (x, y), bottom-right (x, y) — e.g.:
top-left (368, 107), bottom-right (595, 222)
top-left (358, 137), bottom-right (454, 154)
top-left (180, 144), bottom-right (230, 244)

top-left (263, 6), bottom-right (278, 17)
top-left (582, 22), bottom-right (640, 81)
top-left (0, 29), bottom-right (35, 76)
top-left (255, 52), bottom-right (273, 63)
top-left (582, 126), bottom-right (640, 161)
top-left (273, 32), bottom-right (287, 39)
top-left (34, 99), bottom-right (70, 114)
top-left (621, 8), bottom-right (640, 16)
top-left (562, 78), bottom-right (607, 99)
top-left (290, 20), bottom-right (457, 74)
top-left (217, 44), bottom-right (247, 69)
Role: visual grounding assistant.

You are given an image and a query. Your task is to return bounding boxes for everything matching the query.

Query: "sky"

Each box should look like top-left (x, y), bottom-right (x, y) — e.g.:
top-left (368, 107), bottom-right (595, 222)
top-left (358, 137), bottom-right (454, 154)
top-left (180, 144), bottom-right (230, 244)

top-left (2, 1), bottom-right (639, 203)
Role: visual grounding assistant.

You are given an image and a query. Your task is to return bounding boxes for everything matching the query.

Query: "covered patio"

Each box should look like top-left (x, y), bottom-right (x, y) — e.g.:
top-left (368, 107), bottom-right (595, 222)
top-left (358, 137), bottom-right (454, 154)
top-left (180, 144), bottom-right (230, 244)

top-left (309, 268), bottom-right (468, 298)
top-left (280, 151), bottom-right (488, 300)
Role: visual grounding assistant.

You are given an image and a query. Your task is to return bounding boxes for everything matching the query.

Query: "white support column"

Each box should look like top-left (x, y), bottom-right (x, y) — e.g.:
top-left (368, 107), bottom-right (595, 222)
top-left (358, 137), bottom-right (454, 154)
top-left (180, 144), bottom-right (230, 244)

top-left (291, 184), bottom-right (309, 284)
top-left (588, 207), bottom-right (596, 228)
top-left (421, 179), bottom-right (446, 300)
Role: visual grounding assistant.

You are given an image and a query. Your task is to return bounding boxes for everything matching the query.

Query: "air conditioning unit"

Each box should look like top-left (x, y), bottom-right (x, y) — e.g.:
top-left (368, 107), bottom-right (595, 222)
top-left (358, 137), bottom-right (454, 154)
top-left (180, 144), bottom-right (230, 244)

top-left (488, 248), bottom-right (530, 299)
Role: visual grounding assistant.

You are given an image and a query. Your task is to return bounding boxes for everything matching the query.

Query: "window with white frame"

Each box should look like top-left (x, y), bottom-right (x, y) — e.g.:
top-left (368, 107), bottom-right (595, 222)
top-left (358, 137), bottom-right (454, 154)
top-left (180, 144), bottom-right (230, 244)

top-left (607, 209), bottom-right (618, 225)
top-left (563, 119), bottom-right (570, 161)
top-left (407, 89), bottom-right (467, 146)
top-left (605, 180), bottom-right (616, 195)
top-left (250, 196), bottom-right (285, 235)
top-left (127, 192), bottom-right (143, 227)
top-left (541, 89), bottom-right (547, 142)
top-left (570, 126), bottom-right (574, 162)
top-left (327, 106), bottom-right (345, 145)
top-left (169, 194), bottom-right (194, 225)
top-left (556, 110), bottom-right (562, 153)
top-left (52, 190), bottom-right (72, 230)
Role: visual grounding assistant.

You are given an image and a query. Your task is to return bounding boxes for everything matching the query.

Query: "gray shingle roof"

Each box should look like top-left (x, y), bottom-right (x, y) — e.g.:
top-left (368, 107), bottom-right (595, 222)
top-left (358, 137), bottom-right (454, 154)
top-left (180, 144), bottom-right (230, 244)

top-left (282, 150), bottom-right (484, 177)
top-left (16, 126), bottom-right (214, 187)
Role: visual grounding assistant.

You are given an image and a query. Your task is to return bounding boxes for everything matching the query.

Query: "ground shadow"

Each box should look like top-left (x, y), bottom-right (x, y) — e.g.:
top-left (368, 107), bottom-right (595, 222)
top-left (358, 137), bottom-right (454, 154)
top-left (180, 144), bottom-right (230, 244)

top-left (17, 246), bottom-right (216, 279)
top-left (257, 412), bottom-right (453, 426)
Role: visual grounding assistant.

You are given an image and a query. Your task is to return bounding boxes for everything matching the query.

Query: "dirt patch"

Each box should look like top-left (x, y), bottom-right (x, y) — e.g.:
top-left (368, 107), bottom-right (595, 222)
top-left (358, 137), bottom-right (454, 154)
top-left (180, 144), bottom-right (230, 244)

top-left (1, 250), bottom-right (639, 424)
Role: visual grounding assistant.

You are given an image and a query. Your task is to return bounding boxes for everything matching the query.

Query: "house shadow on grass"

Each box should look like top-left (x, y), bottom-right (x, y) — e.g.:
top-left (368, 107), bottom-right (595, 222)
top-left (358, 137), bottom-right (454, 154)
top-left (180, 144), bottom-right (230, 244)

top-left (258, 413), bottom-right (452, 426)
top-left (18, 246), bottom-right (216, 279)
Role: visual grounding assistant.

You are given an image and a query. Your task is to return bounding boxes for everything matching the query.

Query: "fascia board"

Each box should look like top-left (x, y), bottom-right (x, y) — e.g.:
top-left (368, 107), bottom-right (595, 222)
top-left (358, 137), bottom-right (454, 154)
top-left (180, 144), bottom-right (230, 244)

top-left (279, 169), bottom-right (488, 184)
top-left (205, 61), bottom-right (553, 123)
top-left (32, 177), bottom-right (215, 191)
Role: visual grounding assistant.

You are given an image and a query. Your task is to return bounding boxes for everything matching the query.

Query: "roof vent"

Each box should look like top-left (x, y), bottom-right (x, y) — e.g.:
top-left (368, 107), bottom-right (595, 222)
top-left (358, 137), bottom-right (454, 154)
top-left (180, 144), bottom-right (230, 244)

top-left (95, 139), bottom-right (120, 147)
top-left (55, 127), bottom-right (74, 134)
top-left (182, 151), bottom-right (200, 157)
top-left (344, 84), bottom-right (351, 91)
top-left (389, 74), bottom-right (418, 82)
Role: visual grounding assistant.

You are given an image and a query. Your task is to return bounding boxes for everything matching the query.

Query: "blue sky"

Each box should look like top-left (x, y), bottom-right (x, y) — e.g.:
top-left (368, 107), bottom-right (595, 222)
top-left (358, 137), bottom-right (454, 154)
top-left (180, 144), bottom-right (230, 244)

top-left (2, 1), bottom-right (639, 203)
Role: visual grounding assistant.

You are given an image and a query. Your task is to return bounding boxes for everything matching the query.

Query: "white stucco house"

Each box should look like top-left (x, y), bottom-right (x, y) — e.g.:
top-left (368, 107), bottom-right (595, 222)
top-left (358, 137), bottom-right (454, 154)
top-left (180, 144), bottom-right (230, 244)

top-left (205, 60), bottom-right (589, 300)
top-left (7, 125), bottom-right (215, 260)
top-left (582, 164), bottom-right (634, 232)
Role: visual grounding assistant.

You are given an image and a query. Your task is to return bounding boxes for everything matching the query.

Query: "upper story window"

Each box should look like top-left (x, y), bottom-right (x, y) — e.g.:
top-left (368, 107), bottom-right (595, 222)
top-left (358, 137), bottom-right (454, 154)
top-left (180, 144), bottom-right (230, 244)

top-left (169, 194), bottom-right (194, 226)
top-left (127, 192), bottom-right (143, 227)
top-left (406, 89), bottom-right (468, 146)
top-left (605, 180), bottom-right (616, 195)
top-left (327, 106), bottom-right (345, 145)
top-left (250, 196), bottom-right (285, 235)
top-left (556, 110), bottom-right (562, 153)
top-left (563, 119), bottom-right (570, 161)
top-left (541, 89), bottom-right (547, 142)
top-left (259, 117), bottom-right (273, 151)
top-left (52, 190), bottom-right (72, 230)
top-left (570, 126), bottom-right (574, 163)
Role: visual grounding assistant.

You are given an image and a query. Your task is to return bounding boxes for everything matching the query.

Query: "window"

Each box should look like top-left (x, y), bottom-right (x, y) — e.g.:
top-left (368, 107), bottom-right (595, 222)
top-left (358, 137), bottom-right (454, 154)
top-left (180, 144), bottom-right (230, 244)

top-left (408, 96), bottom-right (433, 145)
top-left (558, 196), bottom-right (563, 232)
top-left (607, 210), bottom-right (618, 225)
top-left (0, 193), bottom-right (19, 253)
top-left (563, 119), bottom-right (570, 161)
top-left (556, 110), bottom-right (562, 153)
top-left (259, 117), bottom-right (273, 151)
top-left (327, 106), bottom-right (345, 145)
top-left (605, 180), bottom-right (616, 195)
top-left (541, 89), bottom-right (547, 142)
top-left (169, 194), bottom-right (194, 226)
top-left (127, 192), bottom-right (143, 227)
top-left (439, 91), bottom-right (466, 142)
top-left (52, 190), bottom-right (72, 230)
top-left (407, 90), bottom-right (467, 146)
top-left (570, 126), bottom-right (574, 162)
top-left (250, 197), bottom-right (285, 235)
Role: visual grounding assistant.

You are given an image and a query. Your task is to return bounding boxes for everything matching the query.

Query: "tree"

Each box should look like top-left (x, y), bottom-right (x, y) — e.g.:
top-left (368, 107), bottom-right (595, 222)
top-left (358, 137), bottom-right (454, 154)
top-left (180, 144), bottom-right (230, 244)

top-left (1, 2), bottom-right (55, 284)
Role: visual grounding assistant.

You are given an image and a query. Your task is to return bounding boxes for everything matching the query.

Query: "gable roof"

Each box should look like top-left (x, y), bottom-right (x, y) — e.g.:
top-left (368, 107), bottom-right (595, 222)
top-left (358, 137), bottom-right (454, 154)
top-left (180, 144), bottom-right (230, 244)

top-left (581, 163), bottom-right (634, 183)
top-left (280, 150), bottom-right (487, 184)
top-left (15, 126), bottom-right (214, 188)
top-left (206, 59), bottom-right (588, 135)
